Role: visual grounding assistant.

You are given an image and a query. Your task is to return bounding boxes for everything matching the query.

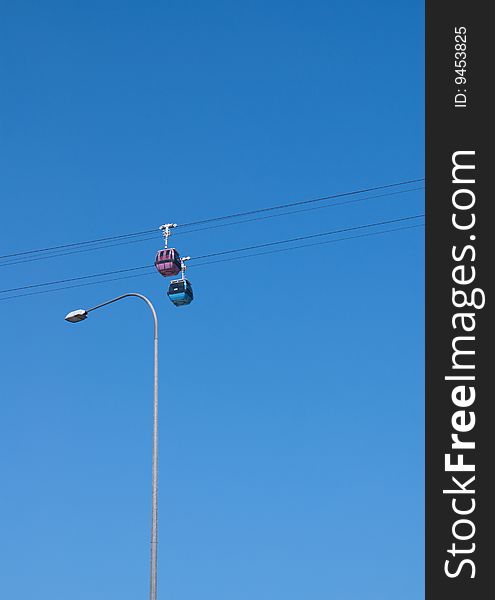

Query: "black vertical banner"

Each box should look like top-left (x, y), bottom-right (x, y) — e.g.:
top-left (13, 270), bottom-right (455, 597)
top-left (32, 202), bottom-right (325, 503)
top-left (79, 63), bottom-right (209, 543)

top-left (426, 2), bottom-right (493, 599)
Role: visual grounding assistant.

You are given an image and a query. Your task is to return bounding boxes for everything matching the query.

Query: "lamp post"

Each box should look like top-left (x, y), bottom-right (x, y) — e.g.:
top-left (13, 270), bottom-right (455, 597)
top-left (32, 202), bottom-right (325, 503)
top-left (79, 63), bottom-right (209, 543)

top-left (65, 293), bottom-right (159, 600)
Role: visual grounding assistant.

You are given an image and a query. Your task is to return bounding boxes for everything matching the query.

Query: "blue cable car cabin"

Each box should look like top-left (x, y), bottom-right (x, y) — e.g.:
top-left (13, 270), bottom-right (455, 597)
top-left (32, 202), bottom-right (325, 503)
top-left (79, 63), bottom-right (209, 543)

top-left (167, 279), bottom-right (194, 306)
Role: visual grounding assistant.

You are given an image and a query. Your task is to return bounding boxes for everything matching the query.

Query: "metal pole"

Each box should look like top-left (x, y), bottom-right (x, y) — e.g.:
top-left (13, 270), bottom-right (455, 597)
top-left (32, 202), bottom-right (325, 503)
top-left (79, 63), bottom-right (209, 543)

top-left (150, 319), bottom-right (159, 600)
top-left (85, 293), bottom-right (159, 600)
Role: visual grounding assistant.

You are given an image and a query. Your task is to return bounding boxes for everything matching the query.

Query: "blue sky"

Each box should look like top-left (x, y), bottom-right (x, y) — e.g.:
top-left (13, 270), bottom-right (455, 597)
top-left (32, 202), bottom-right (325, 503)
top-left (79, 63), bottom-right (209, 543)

top-left (0, 2), bottom-right (424, 599)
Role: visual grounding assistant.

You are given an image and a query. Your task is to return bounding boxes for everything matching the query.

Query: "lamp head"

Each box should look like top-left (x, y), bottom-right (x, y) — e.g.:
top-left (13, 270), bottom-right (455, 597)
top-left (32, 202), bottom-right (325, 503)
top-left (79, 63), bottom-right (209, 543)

top-left (65, 309), bottom-right (88, 323)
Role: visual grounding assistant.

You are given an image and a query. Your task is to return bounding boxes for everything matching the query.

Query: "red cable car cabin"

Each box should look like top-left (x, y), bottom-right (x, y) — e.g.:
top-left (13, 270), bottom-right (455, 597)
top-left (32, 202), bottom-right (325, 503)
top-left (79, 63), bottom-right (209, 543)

top-left (154, 248), bottom-right (182, 277)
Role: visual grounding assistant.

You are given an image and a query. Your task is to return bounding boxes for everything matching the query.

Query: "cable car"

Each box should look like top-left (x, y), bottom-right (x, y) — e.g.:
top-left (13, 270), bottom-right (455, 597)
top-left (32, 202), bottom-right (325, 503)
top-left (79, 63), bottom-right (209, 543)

top-left (167, 278), bottom-right (194, 306)
top-left (154, 248), bottom-right (181, 277)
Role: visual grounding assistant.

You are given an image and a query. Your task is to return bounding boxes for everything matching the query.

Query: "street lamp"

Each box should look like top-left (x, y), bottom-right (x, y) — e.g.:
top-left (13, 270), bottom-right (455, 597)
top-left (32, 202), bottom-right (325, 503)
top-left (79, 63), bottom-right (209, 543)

top-left (65, 309), bottom-right (88, 322)
top-left (65, 293), bottom-right (159, 600)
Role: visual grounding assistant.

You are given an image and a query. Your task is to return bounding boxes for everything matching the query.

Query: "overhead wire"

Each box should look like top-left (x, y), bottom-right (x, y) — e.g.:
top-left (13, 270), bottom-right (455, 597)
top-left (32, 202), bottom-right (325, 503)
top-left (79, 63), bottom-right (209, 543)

top-left (0, 233), bottom-right (161, 268)
top-left (0, 214), bottom-right (424, 296)
top-left (189, 214), bottom-right (425, 261)
top-left (192, 223), bottom-right (425, 268)
top-left (0, 178), bottom-right (423, 261)
top-left (177, 178), bottom-right (424, 227)
top-left (0, 221), bottom-right (424, 302)
top-left (173, 186), bottom-right (424, 236)
top-left (0, 185), bottom-right (424, 268)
